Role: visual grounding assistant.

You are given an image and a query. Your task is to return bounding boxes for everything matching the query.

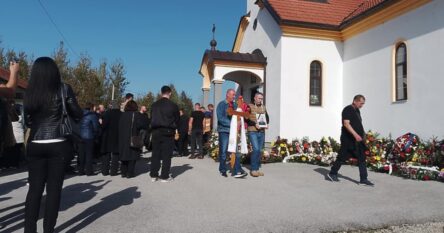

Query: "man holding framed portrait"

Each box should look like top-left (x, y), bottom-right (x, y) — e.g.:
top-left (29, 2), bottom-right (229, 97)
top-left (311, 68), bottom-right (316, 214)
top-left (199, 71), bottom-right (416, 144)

top-left (247, 92), bottom-right (269, 177)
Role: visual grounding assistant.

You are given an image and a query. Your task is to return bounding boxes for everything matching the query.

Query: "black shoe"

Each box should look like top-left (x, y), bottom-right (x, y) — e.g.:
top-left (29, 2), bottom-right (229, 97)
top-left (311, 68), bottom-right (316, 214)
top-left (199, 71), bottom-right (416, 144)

top-left (359, 179), bottom-right (374, 186)
top-left (220, 172), bottom-right (227, 177)
top-left (102, 172), bottom-right (109, 176)
top-left (327, 173), bottom-right (339, 182)
top-left (121, 174), bottom-right (127, 178)
top-left (78, 171), bottom-right (85, 176)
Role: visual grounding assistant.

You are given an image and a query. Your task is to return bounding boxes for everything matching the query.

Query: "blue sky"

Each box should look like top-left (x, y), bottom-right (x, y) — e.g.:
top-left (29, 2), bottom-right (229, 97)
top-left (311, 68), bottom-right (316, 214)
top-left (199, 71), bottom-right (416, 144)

top-left (0, 0), bottom-right (245, 102)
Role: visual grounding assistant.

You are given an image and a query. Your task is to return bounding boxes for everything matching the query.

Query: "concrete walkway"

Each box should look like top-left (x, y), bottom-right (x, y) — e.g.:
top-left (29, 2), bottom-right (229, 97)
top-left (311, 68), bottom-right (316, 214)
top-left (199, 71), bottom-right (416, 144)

top-left (1, 154), bottom-right (444, 233)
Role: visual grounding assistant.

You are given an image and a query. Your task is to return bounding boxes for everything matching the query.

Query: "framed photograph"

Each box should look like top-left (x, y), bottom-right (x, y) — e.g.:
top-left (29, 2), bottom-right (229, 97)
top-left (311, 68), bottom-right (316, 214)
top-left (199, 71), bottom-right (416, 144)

top-left (256, 113), bottom-right (268, 128)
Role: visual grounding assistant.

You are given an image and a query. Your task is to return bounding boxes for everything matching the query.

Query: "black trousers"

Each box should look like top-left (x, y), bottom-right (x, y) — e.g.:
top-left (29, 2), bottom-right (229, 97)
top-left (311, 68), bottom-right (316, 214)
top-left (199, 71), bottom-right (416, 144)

top-left (25, 140), bottom-right (71, 233)
top-left (177, 132), bottom-right (188, 156)
top-left (101, 152), bottom-right (120, 175)
top-left (190, 129), bottom-right (203, 156)
top-left (78, 139), bottom-right (94, 175)
top-left (121, 160), bottom-right (136, 178)
top-left (330, 140), bottom-right (368, 181)
top-left (150, 129), bottom-right (174, 179)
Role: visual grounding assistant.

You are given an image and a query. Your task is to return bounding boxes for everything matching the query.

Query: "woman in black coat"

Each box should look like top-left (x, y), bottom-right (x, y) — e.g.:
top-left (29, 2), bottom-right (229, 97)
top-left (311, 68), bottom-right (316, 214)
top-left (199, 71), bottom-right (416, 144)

top-left (118, 100), bottom-right (147, 178)
top-left (100, 101), bottom-right (121, 176)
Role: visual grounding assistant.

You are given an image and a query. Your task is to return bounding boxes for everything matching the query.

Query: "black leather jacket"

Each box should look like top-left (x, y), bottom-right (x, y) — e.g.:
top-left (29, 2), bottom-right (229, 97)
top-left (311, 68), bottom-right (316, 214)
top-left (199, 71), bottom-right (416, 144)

top-left (26, 83), bottom-right (83, 141)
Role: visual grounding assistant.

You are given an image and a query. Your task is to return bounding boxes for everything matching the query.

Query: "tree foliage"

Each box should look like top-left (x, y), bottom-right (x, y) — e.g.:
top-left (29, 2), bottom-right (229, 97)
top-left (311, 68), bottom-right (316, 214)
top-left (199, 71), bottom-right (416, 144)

top-left (1, 41), bottom-right (194, 113)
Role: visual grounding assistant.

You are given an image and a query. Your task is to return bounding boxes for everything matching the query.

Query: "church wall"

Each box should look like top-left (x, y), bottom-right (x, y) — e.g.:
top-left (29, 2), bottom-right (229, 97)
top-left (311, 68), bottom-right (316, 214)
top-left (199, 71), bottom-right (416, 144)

top-left (279, 37), bottom-right (344, 140)
top-left (240, 1), bottom-right (283, 142)
top-left (343, 0), bottom-right (444, 139)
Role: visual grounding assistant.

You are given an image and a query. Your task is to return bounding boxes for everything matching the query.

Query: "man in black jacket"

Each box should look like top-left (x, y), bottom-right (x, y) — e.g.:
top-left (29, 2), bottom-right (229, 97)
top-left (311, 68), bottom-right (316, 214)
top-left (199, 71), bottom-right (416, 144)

top-left (150, 86), bottom-right (180, 182)
top-left (177, 108), bottom-right (189, 157)
top-left (100, 101), bottom-right (121, 176)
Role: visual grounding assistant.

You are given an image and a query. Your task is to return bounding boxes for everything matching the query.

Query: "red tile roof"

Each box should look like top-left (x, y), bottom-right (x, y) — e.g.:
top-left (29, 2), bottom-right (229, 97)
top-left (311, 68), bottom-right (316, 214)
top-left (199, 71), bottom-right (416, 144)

top-left (265, 0), bottom-right (390, 28)
top-left (0, 68), bottom-right (28, 89)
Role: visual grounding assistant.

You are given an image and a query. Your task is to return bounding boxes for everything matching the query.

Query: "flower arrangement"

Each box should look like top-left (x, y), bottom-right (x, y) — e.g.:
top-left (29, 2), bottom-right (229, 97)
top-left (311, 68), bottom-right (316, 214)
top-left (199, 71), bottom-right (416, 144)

top-left (390, 133), bottom-right (420, 162)
top-left (208, 133), bottom-right (220, 161)
top-left (365, 131), bottom-right (391, 172)
top-left (267, 137), bottom-right (288, 163)
top-left (283, 137), bottom-right (338, 166)
top-left (206, 129), bottom-right (444, 182)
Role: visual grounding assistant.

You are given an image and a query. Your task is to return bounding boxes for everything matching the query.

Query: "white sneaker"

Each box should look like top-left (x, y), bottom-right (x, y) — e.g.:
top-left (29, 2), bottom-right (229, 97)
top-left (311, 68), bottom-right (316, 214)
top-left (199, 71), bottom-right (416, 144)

top-left (151, 177), bottom-right (158, 182)
top-left (234, 172), bottom-right (247, 178)
top-left (160, 177), bottom-right (174, 183)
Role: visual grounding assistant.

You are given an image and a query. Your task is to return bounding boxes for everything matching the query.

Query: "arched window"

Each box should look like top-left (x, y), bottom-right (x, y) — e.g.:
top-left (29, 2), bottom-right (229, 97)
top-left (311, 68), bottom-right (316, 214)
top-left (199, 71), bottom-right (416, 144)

top-left (395, 43), bottom-right (407, 101)
top-left (309, 61), bottom-right (322, 106)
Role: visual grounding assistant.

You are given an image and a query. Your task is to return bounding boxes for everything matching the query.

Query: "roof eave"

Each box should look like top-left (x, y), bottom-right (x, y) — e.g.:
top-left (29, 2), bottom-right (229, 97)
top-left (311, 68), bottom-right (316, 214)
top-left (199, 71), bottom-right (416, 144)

top-left (340, 0), bottom-right (399, 29)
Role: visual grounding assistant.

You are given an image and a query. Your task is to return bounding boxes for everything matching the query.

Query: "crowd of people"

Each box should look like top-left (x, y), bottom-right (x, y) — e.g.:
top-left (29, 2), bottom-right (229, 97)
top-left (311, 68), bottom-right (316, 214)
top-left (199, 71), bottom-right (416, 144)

top-left (0, 56), bottom-right (373, 232)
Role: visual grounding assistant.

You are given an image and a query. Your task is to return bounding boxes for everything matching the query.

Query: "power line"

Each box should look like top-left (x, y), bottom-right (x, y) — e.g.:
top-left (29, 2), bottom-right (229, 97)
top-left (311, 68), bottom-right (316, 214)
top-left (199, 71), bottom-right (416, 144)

top-left (37, 0), bottom-right (79, 58)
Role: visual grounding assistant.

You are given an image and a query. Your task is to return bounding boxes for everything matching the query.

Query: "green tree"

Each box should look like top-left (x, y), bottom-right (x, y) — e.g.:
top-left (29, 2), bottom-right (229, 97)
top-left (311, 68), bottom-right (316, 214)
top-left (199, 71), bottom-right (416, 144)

top-left (108, 59), bottom-right (129, 102)
top-left (179, 91), bottom-right (193, 115)
top-left (53, 41), bottom-right (72, 84)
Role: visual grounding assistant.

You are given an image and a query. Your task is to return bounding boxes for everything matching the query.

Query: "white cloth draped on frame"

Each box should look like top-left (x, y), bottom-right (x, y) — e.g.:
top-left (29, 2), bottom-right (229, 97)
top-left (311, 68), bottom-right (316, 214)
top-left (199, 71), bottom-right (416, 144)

top-left (228, 107), bottom-right (248, 154)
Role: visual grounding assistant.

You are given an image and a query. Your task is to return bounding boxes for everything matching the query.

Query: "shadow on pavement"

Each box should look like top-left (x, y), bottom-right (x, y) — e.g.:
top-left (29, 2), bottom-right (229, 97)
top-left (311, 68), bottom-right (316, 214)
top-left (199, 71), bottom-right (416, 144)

top-left (0, 167), bottom-right (27, 178)
top-left (0, 178), bottom-right (28, 198)
top-left (60, 180), bottom-right (111, 211)
top-left (0, 202), bottom-right (25, 232)
top-left (0, 180), bottom-right (110, 232)
top-left (135, 157), bottom-right (151, 177)
top-left (55, 186), bottom-right (141, 233)
top-left (170, 164), bottom-right (193, 178)
top-left (313, 167), bottom-right (359, 184)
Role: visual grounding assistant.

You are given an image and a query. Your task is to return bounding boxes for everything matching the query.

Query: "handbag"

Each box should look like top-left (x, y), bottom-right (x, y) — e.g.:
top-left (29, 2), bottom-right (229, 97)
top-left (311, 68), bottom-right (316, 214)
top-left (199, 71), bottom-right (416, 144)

top-left (130, 112), bottom-right (144, 149)
top-left (60, 84), bottom-right (82, 142)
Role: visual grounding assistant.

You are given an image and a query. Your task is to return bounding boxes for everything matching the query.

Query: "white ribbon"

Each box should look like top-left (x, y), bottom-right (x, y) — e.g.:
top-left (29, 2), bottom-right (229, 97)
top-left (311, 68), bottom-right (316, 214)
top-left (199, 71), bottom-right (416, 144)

top-left (228, 108), bottom-right (248, 154)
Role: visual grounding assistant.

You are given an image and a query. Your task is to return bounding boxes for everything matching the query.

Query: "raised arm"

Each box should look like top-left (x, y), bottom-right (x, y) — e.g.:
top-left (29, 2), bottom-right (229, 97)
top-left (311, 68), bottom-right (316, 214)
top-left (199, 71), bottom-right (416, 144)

top-left (0, 61), bottom-right (19, 98)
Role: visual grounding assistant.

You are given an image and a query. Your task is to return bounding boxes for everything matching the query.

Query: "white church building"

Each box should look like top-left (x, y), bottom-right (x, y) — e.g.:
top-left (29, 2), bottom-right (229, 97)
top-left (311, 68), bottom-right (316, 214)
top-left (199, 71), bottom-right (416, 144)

top-left (199, 0), bottom-right (444, 142)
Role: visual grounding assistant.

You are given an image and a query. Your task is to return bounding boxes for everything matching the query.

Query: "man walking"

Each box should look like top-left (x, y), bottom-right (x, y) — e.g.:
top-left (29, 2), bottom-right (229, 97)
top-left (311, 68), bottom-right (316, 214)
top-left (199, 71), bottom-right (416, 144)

top-left (188, 103), bottom-right (205, 159)
top-left (247, 92), bottom-right (268, 177)
top-left (328, 95), bottom-right (374, 186)
top-left (150, 86), bottom-right (180, 182)
top-left (216, 89), bottom-right (238, 177)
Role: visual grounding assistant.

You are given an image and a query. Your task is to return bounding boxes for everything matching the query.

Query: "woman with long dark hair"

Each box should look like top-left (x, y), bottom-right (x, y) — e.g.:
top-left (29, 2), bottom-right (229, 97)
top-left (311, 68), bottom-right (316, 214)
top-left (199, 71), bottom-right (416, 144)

top-left (23, 57), bottom-right (83, 233)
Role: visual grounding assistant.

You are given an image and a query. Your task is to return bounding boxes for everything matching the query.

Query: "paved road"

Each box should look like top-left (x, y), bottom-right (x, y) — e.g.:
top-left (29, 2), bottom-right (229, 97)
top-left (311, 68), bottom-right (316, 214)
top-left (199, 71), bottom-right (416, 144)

top-left (1, 154), bottom-right (444, 233)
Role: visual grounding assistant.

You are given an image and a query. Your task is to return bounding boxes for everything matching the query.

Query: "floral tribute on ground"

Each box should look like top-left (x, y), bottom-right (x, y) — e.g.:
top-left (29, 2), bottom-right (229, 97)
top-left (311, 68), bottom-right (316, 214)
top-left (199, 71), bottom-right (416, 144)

top-left (207, 131), bottom-right (444, 182)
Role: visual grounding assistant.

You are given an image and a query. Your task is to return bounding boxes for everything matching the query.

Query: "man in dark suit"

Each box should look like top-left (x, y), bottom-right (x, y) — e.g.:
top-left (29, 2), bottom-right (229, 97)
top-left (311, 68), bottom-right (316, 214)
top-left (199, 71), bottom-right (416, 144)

top-left (177, 108), bottom-right (189, 157)
top-left (150, 86), bottom-right (180, 183)
top-left (100, 101), bottom-right (121, 176)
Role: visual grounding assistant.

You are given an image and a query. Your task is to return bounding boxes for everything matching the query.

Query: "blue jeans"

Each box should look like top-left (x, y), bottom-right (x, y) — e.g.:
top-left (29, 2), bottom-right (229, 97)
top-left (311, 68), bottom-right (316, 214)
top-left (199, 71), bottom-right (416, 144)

top-left (219, 132), bottom-right (245, 175)
top-left (249, 131), bottom-right (265, 171)
top-left (218, 132), bottom-right (229, 173)
top-left (233, 152), bottom-right (243, 175)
